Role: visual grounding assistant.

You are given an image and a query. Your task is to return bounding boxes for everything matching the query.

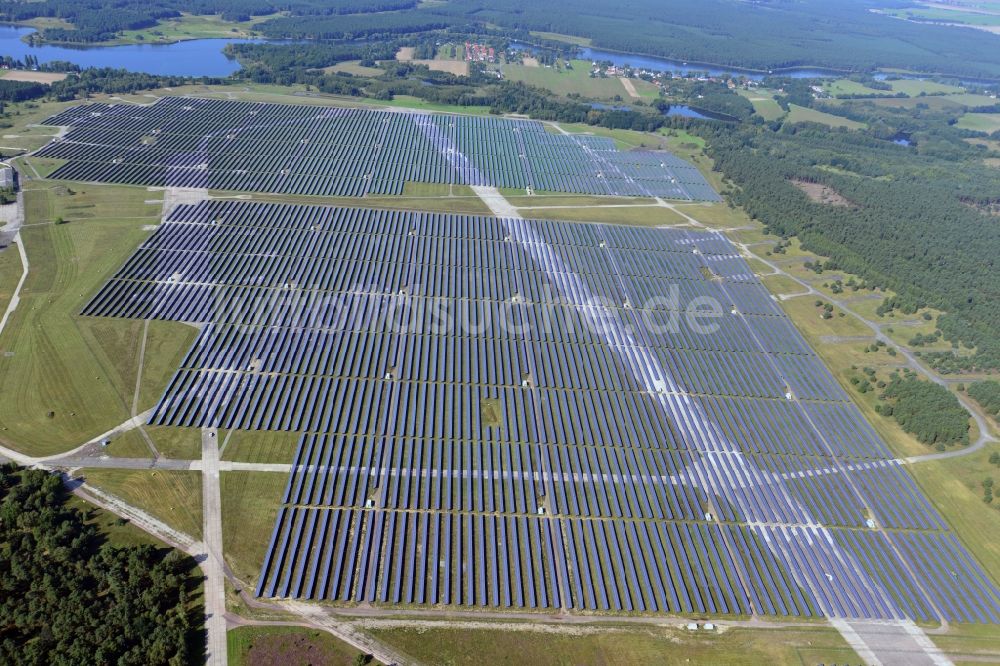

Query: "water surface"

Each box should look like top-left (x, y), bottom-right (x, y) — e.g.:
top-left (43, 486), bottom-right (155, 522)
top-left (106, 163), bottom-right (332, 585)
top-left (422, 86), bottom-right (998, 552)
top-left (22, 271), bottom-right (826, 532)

top-left (0, 24), bottom-right (260, 76)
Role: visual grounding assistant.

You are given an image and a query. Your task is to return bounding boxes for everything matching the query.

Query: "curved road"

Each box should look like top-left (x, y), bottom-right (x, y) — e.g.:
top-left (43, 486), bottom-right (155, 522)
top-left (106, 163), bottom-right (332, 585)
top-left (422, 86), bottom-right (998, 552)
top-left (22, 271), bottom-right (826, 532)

top-left (659, 198), bottom-right (998, 465)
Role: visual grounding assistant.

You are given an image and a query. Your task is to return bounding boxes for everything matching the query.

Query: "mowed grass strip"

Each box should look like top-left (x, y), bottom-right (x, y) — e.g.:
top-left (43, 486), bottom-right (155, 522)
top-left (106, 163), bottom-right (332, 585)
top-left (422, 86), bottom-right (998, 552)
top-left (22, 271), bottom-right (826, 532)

top-left (221, 430), bottom-right (301, 465)
top-left (0, 240), bottom-right (22, 317)
top-left (0, 184), bottom-right (185, 456)
top-left (222, 471), bottom-right (288, 585)
top-left (369, 624), bottom-right (859, 666)
top-left (514, 204), bottom-right (686, 226)
top-left (81, 468), bottom-right (203, 540)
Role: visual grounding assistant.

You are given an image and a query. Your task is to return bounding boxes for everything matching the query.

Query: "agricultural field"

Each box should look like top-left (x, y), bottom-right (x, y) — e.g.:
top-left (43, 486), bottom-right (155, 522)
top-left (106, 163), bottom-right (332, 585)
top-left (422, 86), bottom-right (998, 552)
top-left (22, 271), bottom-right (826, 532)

top-left (37, 96), bottom-right (717, 201)
top-left (736, 89), bottom-right (785, 120)
top-left (957, 112), bottom-right (1000, 133)
top-left (885, 78), bottom-right (965, 96)
top-left (822, 79), bottom-right (887, 97)
top-left (528, 30), bottom-right (594, 46)
top-left (785, 104), bottom-right (866, 129)
top-left (110, 12), bottom-right (278, 45)
top-left (881, 4), bottom-right (1000, 32)
top-left (322, 60), bottom-right (384, 77)
top-left (503, 59), bottom-right (657, 100)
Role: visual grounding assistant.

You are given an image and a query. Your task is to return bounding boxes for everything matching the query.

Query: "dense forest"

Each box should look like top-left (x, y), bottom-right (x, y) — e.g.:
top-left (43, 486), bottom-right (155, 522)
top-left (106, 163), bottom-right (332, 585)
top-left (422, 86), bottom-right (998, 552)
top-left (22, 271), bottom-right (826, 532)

top-left (0, 0), bottom-right (419, 42)
top-left (0, 466), bottom-right (202, 664)
top-left (6, 0), bottom-right (1000, 78)
top-left (876, 374), bottom-right (970, 448)
top-left (694, 107), bottom-right (1000, 373)
top-left (968, 381), bottom-right (1000, 422)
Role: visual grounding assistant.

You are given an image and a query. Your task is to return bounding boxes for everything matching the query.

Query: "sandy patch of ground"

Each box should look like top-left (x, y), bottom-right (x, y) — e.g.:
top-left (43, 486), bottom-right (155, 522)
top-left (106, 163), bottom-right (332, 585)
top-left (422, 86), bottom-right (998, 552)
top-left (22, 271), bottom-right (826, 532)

top-left (620, 77), bottom-right (640, 99)
top-left (413, 59), bottom-right (469, 76)
top-left (963, 199), bottom-right (1000, 216)
top-left (395, 47), bottom-right (416, 62)
top-left (791, 179), bottom-right (856, 208)
top-left (522, 56), bottom-right (540, 67)
top-left (2, 70), bottom-right (68, 84)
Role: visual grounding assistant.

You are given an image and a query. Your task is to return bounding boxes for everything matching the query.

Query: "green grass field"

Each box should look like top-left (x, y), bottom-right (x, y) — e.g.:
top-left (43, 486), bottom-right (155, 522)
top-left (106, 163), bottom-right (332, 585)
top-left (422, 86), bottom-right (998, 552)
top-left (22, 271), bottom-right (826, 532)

top-left (220, 430), bottom-right (301, 464)
top-left (528, 30), bottom-right (594, 46)
top-left (737, 89), bottom-right (785, 120)
top-left (222, 472), bottom-right (288, 585)
top-left (370, 624), bottom-right (858, 666)
top-left (514, 204), bottom-right (686, 226)
top-left (504, 60), bottom-right (652, 100)
top-left (229, 626), bottom-right (378, 666)
top-left (939, 93), bottom-right (1000, 107)
top-left (0, 184), bottom-right (197, 456)
top-left (81, 469), bottom-right (204, 540)
top-left (909, 444), bottom-right (1000, 588)
top-left (883, 6), bottom-right (1000, 27)
top-left (324, 60), bottom-right (384, 77)
top-left (823, 79), bottom-right (887, 97)
top-left (101, 12), bottom-right (279, 45)
top-left (0, 239), bottom-right (22, 318)
top-left (761, 273), bottom-right (805, 295)
top-left (785, 104), bottom-right (866, 129)
top-left (957, 112), bottom-right (1000, 134)
top-left (885, 78), bottom-right (965, 96)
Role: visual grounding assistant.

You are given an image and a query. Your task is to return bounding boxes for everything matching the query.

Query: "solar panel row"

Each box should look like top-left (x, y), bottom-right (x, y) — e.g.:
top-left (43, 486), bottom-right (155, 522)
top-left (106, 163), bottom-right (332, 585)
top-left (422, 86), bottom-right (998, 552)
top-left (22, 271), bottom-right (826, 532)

top-left (38, 97), bottom-right (720, 200)
top-left (82, 199), bottom-right (1000, 623)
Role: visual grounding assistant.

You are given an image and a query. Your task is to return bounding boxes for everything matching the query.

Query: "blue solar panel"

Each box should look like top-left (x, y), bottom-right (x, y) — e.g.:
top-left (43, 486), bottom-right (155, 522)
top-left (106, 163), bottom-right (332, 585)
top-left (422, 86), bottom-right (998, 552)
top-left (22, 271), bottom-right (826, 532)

top-left (79, 198), bottom-right (1000, 623)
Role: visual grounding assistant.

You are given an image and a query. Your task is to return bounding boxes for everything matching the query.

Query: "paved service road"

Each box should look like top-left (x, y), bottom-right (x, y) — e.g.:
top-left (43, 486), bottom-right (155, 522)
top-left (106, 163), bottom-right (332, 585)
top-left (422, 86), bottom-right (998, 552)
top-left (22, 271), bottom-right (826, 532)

top-left (201, 427), bottom-right (228, 666)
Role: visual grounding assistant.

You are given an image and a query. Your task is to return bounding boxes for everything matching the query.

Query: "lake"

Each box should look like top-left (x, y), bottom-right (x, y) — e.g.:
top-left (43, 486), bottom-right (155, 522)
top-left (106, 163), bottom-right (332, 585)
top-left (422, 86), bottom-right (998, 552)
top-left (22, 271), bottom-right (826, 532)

top-left (0, 24), bottom-right (260, 77)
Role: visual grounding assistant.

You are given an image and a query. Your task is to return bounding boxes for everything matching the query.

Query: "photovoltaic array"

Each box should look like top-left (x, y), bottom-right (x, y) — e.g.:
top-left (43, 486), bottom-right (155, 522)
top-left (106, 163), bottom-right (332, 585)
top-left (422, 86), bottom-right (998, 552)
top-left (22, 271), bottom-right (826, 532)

top-left (36, 97), bottom-right (719, 200)
top-left (83, 199), bottom-right (1000, 622)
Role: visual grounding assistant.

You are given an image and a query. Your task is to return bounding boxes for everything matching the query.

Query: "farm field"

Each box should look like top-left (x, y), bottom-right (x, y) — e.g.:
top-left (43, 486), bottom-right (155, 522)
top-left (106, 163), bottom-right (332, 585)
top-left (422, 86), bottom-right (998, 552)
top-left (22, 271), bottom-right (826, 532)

top-left (957, 112), bottom-right (1000, 133)
top-left (503, 59), bottom-right (657, 100)
top-left (882, 5), bottom-right (1000, 30)
top-left (736, 89), bottom-right (785, 120)
top-left (528, 30), bottom-right (594, 46)
top-left (885, 78), bottom-right (965, 96)
top-left (785, 104), bottom-right (866, 129)
top-left (0, 70), bottom-right (67, 84)
top-left (109, 12), bottom-right (278, 45)
top-left (822, 79), bottom-right (887, 97)
top-left (323, 60), bottom-right (384, 77)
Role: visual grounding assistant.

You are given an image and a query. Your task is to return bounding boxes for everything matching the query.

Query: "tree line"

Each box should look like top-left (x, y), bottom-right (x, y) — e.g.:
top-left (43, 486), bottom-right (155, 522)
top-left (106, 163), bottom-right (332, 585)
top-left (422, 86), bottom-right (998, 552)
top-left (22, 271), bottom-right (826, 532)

top-left (694, 110), bottom-right (1000, 374)
top-left (875, 374), bottom-right (969, 448)
top-left (0, 466), bottom-right (203, 664)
